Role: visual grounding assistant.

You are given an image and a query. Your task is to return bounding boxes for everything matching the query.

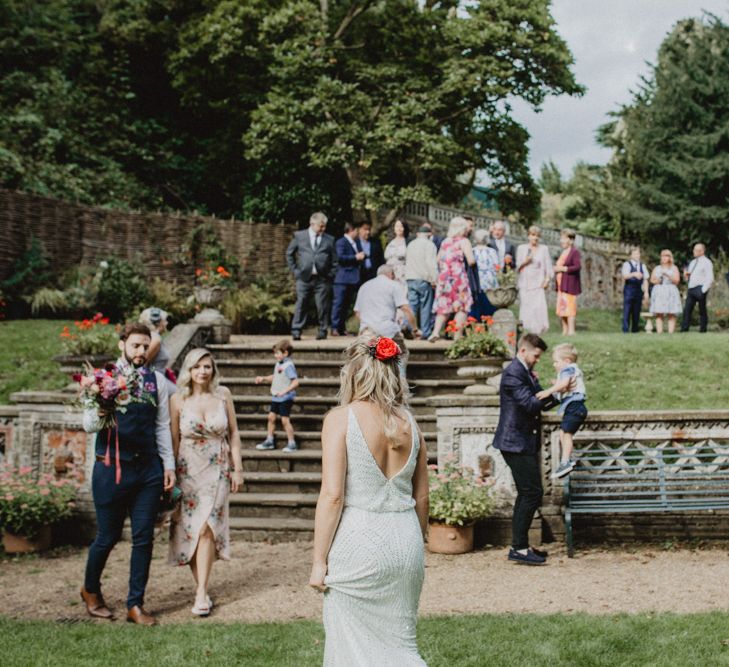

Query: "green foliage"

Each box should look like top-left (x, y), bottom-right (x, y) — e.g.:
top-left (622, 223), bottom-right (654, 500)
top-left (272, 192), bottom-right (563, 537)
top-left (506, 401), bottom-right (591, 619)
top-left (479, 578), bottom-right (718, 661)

top-left (221, 276), bottom-right (295, 334)
top-left (0, 465), bottom-right (80, 538)
top-left (95, 259), bottom-right (151, 323)
top-left (597, 15), bottom-right (729, 254)
top-left (444, 318), bottom-right (509, 360)
top-left (429, 458), bottom-right (494, 526)
top-left (28, 288), bottom-right (69, 316)
top-left (59, 317), bottom-right (118, 357)
top-left (538, 160), bottom-right (564, 194)
top-left (147, 278), bottom-right (196, 324)
top-left (0, 238), bottom-right (54, 305)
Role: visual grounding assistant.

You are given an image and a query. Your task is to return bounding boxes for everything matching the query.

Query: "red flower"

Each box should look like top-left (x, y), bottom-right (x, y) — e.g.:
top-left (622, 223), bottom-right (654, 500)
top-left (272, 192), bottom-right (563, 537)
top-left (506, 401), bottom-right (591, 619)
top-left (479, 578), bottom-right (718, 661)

top-left (466, 316), bottom-right (477, 323)
top-left (494, 264), bottom-right (501, 271)
top-left (373, 337), bottom-right (401, 361)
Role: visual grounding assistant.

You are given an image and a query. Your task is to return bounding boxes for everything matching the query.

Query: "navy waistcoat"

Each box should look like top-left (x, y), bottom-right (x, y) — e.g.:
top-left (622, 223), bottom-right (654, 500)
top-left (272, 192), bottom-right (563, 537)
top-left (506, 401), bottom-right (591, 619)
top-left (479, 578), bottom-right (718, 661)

top-left (624, 262), bottom-right (644, 296)
top-left (95, 369), bottom-right (158, 460)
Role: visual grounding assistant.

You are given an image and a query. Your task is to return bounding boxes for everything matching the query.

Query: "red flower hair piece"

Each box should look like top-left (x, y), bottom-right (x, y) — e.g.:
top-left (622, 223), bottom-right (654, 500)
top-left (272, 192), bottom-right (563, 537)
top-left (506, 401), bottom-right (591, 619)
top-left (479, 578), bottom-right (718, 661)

top-left (367, 337), bottom-right (402, 362)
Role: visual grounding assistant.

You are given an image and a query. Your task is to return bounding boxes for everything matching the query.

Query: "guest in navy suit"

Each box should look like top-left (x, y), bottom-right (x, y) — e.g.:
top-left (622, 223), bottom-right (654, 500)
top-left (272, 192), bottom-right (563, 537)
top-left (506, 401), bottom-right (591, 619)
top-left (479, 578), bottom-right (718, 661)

top-left (493, 333), bottom-right (571, 566)
top-left (357, 221), bottom-right (385, 283)
top-left (331, 223), bottom-right (365, 336)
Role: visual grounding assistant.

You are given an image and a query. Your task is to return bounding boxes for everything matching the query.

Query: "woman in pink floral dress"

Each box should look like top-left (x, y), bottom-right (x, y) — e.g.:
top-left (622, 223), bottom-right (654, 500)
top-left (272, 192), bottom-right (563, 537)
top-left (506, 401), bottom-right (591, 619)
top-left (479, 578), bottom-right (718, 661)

top-left (169, 348), bottom-right (243, 616)
top-left (429, 216), bottom-right (476, 341)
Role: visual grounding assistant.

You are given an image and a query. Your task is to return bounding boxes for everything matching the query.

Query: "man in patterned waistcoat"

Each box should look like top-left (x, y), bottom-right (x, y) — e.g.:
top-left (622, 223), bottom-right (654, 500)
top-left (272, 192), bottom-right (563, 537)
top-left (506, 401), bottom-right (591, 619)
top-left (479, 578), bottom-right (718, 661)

top-left (80, 323), bottom-right (176, 625)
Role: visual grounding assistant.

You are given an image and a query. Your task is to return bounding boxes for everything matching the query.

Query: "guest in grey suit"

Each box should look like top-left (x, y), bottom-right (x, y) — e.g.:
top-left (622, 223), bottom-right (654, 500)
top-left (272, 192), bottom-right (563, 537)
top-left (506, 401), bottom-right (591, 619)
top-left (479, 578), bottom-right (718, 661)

top-left (286, 212), bottom-right (338, 340)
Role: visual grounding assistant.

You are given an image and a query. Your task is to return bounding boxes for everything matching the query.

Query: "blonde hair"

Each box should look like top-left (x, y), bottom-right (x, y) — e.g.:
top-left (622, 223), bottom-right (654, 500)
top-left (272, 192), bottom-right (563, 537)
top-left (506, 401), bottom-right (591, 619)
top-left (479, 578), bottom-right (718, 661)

top-left (553, 342), bottom-right (578, 363)
top-left (528, 225), bottom-right (541, 237)
top-left (337, 334), bottom-right (408, 447)
top-left (447, 216), bottom-right (469, 238)
top-left (660, 249), bottom-right (674, 265)
top-left (177, 348), bottom-right (220, 398)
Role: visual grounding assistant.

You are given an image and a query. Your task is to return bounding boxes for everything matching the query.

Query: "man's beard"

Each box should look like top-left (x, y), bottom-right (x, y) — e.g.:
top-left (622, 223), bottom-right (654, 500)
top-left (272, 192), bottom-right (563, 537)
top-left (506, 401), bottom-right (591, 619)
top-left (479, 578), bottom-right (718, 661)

top-left (124, 350), bottom-right (146, 368)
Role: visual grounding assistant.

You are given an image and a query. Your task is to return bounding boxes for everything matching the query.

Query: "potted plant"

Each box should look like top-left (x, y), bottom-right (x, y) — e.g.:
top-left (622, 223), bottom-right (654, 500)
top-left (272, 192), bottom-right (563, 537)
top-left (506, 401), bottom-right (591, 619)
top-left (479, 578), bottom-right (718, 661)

top-left (193, 264), bottom-right (235, 308)
top-left (0, 465), bottom-right (81, 554)
top-left (444, 316), bottom-right (509, 394)
top-left (428, 459), bottom-right (494, 554)
top-left (55, 313), bottom-right (118, 376)
top-left (486, 260), bottom-right (518, 308)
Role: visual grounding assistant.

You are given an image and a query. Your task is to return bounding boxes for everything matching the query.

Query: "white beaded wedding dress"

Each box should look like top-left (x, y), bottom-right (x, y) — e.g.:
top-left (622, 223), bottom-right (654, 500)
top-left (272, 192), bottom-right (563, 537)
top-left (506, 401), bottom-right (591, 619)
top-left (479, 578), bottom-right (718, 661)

top-left (323, 408), bottom-right (426, 666)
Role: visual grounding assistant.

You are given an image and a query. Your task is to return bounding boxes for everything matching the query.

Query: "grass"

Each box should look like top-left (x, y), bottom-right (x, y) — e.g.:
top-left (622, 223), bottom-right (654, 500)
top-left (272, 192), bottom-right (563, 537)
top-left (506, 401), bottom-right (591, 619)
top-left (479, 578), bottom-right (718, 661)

top-left (3, 613), bottom-right (729, 666)
top-left (0, 319), bottom-right (71, 403)
top-left (0, 313), bottom-right (727, 410)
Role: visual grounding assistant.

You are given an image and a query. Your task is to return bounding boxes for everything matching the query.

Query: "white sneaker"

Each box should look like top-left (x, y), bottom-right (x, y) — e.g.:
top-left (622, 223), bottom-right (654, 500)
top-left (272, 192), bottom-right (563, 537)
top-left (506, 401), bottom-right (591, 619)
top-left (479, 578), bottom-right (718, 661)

top-left (282, 442), bottom-right (298, 452)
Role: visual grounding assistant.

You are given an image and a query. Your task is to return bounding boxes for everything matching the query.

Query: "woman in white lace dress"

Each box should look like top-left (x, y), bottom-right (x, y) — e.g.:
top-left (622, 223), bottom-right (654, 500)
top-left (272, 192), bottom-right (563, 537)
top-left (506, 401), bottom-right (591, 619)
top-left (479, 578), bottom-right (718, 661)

top-left (309, 336), bottom-right (429, 666)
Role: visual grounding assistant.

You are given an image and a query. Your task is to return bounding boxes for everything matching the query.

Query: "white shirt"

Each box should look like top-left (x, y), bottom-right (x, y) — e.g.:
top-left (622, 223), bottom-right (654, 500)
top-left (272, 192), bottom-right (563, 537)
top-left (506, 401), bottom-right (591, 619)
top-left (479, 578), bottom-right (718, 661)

top-left (354, 275), bottom-right (408, 338)
top-left (687, 255), bottom-right (714, 293)
top-left (494, 238), bottom-right (506, 263)
top-left (82, 359), bottom-right (175, 470)
top-left (621, 260), bottom-right (648, 278)
top-left (308, 227), bottom-right (321, 275)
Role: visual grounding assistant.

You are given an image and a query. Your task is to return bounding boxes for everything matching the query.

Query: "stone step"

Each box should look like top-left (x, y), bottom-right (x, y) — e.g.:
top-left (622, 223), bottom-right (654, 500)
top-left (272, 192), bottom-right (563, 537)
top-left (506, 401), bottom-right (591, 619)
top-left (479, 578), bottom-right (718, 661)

top-left (232, 394), bottom-right (436, 415)
top-left (235, 412), bottom-right (437, 431)
top-left (229, 492), bottom-right (318, 520)
top-left (229, 516), bottom-right (314, 542)
top-left (222, 376), bottom-right (468, 397)
top-left (241, 470), bottom-right (322, 494)
top-left (216, 358), bottom-right (460, 380)
top-left (237, 430), bottom-right (439, 450)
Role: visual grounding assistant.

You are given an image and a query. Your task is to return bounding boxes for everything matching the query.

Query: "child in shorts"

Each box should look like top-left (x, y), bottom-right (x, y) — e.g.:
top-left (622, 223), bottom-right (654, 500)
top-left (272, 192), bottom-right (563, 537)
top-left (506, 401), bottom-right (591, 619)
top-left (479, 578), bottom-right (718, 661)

top-left (536, 342), bottom-right (588, 478)
top-left (255, 340), bottom-right (299, 452)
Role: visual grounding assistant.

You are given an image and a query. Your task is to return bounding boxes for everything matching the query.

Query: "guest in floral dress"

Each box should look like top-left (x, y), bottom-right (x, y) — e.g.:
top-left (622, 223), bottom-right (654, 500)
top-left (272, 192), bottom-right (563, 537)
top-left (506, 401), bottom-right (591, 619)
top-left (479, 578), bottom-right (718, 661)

top-left (168, 348), bottom-right (243, 617)
top-left (516, 226), bottom-right (553, 334)
top-left (650, 249), bottom-right (682, 333)
top-left (429, 216), bottom-right (476, 341)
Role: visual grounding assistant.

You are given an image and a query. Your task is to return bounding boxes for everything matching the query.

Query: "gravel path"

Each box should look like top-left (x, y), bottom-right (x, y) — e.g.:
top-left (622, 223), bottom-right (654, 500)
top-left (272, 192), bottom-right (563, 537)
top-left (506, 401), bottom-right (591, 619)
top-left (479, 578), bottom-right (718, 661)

top-left (3, 540), bottom-right (729, 624)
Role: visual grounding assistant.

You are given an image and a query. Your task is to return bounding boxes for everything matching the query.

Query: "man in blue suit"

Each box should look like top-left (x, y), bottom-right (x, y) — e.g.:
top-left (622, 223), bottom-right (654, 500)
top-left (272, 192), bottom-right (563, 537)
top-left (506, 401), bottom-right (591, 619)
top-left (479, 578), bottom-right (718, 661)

top-left (493, 333), bottom-right (572, 565)
top-left (331, 222), bottom-right (365, 336)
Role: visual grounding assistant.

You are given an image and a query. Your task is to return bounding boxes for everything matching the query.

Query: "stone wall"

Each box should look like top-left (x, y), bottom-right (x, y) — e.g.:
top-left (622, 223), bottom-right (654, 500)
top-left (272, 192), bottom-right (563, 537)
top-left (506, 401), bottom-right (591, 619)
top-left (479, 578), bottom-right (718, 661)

top-left (0, 189), bottom-right (295, 284)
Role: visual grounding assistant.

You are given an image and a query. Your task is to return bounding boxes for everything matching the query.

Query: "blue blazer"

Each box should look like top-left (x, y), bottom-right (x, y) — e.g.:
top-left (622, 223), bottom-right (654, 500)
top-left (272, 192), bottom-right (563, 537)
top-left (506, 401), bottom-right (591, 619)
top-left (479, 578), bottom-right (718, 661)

top-left (493, 358), bottom-right (557, 455)
top-left (334, 236), bottom-right (364, 285)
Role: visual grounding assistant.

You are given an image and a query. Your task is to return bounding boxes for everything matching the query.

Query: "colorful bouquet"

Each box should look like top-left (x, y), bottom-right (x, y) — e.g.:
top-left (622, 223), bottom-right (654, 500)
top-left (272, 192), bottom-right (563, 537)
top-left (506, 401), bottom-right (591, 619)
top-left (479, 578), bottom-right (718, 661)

top-left (74, 363), bottom-right (156, 483)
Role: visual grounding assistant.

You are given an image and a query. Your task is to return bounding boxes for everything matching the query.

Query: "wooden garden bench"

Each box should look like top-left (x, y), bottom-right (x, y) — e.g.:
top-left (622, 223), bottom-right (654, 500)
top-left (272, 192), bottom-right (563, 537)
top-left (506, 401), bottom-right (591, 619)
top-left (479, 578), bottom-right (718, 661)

top-left (563, 445), bottom-right (729, 556)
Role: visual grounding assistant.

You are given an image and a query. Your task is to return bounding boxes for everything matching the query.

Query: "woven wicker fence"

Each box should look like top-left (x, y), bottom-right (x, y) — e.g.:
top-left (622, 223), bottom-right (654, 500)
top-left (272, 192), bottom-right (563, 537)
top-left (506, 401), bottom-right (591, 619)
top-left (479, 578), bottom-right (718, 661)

top-left (0, 189), bottom-right (295, 284)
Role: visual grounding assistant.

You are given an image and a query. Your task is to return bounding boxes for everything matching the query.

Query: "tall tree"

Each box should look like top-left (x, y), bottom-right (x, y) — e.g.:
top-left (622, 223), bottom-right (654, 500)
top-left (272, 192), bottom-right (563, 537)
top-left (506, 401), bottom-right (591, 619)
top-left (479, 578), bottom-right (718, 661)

top-left (599, 14), bottom-right (729, 254)
top-left (245, 0), bottom-right (583, 229)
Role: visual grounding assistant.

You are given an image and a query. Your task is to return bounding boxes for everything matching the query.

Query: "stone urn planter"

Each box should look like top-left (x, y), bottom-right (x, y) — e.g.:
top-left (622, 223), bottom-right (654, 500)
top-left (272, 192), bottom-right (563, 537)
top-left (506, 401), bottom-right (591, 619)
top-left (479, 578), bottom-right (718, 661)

top-left (449, 356), bottom-right (504, 395)
top-left (193, 285), bottom-right (227, 309)
top-left (428, 522), bottom-right (474, 554)
top-left (485, 286), bottom-right (517, 309)
top-left (2, 525), bottom-right (52, 554)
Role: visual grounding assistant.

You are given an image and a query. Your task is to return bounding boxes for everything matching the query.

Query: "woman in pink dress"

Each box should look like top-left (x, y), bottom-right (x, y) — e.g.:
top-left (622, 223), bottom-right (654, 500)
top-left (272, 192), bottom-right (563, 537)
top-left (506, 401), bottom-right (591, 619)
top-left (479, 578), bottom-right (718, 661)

top-left (429, 216), bottom-right (476, 342)
top-left (168, 348), bottom-right (243, 616)
top-left (516, 226), bottom-right (553, 334)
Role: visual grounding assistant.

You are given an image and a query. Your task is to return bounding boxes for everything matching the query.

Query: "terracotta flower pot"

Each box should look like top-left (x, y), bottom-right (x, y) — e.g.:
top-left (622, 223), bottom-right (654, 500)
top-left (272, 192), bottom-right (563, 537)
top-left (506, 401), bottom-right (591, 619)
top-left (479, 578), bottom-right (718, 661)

top-left (485, 286), bottom-right (517, 308)
top-left (2, 525), bottom-right (52, 554)
top-left (427, 521), bottom-right (474, 554)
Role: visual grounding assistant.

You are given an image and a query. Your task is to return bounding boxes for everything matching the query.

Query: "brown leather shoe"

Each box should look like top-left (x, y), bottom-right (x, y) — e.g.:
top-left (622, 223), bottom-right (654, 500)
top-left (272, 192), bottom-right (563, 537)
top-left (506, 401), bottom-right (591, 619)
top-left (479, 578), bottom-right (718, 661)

top-left (126, 605), bottom-right (156, 626)
top-left (80, 587), bottom-right (114, 620)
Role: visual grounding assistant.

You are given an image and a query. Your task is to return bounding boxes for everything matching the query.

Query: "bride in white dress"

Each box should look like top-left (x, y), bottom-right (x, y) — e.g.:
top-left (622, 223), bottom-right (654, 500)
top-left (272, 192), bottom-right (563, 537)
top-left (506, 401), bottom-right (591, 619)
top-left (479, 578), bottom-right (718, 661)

top-left (309, 335), bottom-right (429, 666)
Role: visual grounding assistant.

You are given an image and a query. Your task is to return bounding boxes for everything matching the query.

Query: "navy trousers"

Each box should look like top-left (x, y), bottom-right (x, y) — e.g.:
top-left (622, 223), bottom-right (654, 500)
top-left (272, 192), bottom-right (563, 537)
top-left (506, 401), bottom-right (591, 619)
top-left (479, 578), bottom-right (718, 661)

top-left (681, 286), bottom-right (708, 332)
top-left (622, 288), bottom-right (643, 333)
top-left (331, 282), bottom-right (359, 334)
top-left (84, 457), bottom-right (163, 609)
top-left (501, 450), bottom-right (543, 550)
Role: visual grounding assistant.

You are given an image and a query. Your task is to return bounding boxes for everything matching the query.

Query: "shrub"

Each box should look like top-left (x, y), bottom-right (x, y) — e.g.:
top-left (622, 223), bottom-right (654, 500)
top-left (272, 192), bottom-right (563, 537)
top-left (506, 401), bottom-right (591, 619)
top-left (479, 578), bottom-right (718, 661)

top-left (59, 313), bottom-right (118, 356)
top-left (29, 288), bottom-right (69, 316)
top-left (0, 464), bottom-right (81, 539)
top-left (443, 316), bottom-right (510, 360)
top-left (95, 258), bottom-right (151, 322)
top-left (222, 275), bottom-right (295, 334)
top-left (428, 459), bottom-right (494, 526)
top-left (146, 278), bottom-right (197, 325)
top-left (60, 266), bottom-right (100, 316)
top-left (1, 237), bottom-right (55, 316)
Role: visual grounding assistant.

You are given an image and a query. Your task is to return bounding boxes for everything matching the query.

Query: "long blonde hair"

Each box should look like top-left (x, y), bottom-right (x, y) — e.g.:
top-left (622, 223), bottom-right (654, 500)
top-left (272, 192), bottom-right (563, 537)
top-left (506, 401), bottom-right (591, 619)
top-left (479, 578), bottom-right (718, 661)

top-left (177, 348), bottom-right (220, 398)
top-left (338, 334), bottom-right (408, 447)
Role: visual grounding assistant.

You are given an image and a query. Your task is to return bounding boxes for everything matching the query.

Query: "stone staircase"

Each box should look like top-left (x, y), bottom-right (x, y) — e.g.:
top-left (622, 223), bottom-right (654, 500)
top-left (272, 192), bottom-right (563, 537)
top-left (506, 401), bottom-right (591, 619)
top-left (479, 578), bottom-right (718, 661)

top-left (208, 335), bottom-right (462, 541)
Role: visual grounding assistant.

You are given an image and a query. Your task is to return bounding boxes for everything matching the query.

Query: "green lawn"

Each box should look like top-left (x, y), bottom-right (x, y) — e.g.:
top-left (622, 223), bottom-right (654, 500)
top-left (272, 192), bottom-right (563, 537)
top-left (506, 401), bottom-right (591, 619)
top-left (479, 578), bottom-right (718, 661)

top-left (0, 319), bottom-right (71, 403)
top-left (3, 613), bottom-right (729, 666)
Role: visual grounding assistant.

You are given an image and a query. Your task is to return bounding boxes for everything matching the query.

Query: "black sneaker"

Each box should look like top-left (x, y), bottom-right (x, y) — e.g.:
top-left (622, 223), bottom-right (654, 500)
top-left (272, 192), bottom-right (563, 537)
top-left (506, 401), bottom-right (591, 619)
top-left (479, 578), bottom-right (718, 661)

top-left (292, 333), bottom-right (301, 341)
top-left (508, 548), bottom-right (546, 566)
top-left (531, 547), bottom-right (548, 559)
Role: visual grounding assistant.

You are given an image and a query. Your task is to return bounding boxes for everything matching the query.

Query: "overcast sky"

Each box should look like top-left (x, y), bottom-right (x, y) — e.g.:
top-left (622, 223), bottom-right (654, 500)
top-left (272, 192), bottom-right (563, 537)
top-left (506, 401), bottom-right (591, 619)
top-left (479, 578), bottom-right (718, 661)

top-left (510, 0), bottom-right (729, 180)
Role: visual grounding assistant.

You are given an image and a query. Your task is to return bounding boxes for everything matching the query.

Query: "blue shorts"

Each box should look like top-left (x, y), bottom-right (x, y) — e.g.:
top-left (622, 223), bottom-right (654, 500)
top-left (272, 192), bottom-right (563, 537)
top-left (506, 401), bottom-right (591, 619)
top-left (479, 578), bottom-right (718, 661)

top-left (560, 400), bottom-right (588, 434)
top-left (269, 400), bottom-right (294, 417)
